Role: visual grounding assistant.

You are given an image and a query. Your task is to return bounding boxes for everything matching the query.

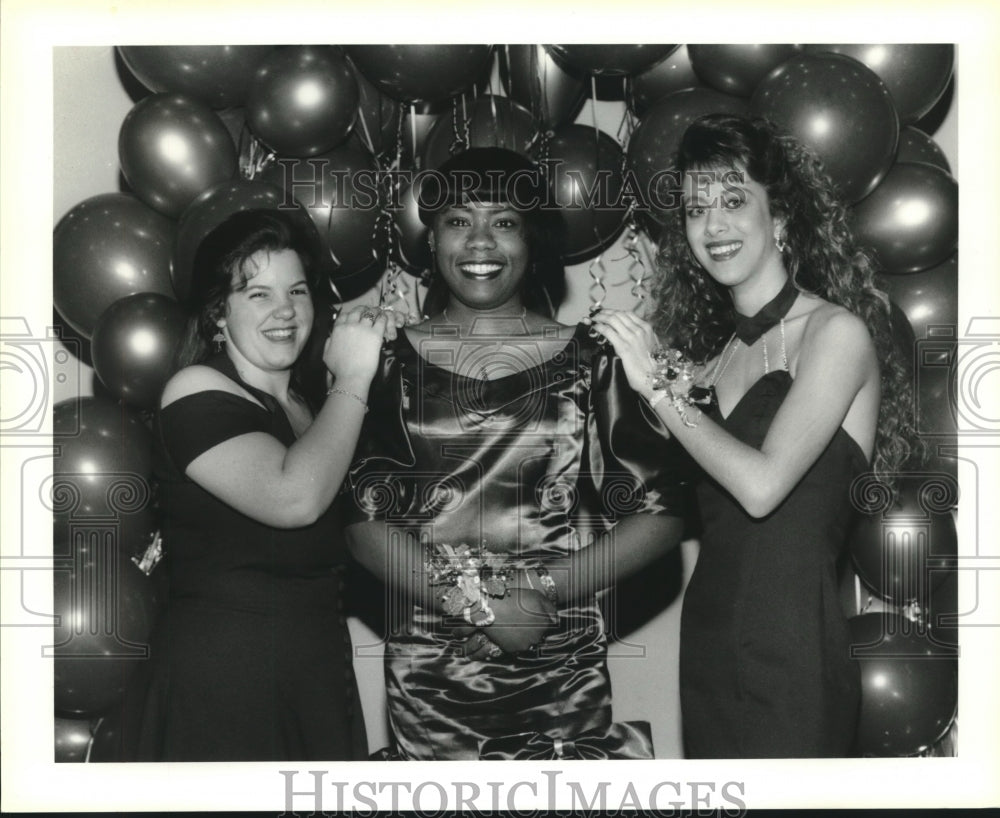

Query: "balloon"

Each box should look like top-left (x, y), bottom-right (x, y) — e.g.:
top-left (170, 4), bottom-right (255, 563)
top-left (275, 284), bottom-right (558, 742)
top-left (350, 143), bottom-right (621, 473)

top-left (626, 87), bottom-right (748, 228)
top-left (896, 126), bottom-right (951, 174)
top-left (53, 193), bottom-right (175, 339)
top-left (500, 44), bottom-right (587, 130)
top-left (546, 44), bottom-right (679, 77)
top-left (173, 178), bottom-right (322, 301)
top-left (848, 475), bottom-right (958, 605)
top-left (117, 46), bottom-right (275, 109)
top-left (247, 46), bottom-right (359, 158)
top-left (89, 707), bottom-right (126, 762)
top-left (53, 553), bottom-right (159, 717)
top-left (51, 397), bottom-right (156, 558)
top-left (628, 45), bottom-right (701, 117)
top-left (216, 106), bottom-right (250, 154)
top-left (392, 179), bottom-right (431, 275)
top-left (882, 254), bottom-right (958, 341)
top-left (118, 93), bottom-right (237, 218)
top-left (260, 142), bottom-right (387, 282)
top-left (400, 99), bottom-right (449, 169)
top-left (539, 124), bottom-right (628, 263)
top-left (926, 567), bottom-right (959, 650)
top-left (750, 53), bottom-right (898, 203)
top-left (91, 293), bottom-right (188, 410)
top-left (346, 45), bottom-right (493, 103)
top-left (849, 612), bottom-right (957, 756)
top-left (805, 44), bottom-right (954, 125)
top-left (688, 44), bottom-right (801, 98)
top-left (54, 716), bottom-right (94, 762)
top-left (852, 161), bottom-right (958, 274)
top-left (422, 95), bottom-right (539, 173)
top-left (348, 56), bottom-right (403, 159)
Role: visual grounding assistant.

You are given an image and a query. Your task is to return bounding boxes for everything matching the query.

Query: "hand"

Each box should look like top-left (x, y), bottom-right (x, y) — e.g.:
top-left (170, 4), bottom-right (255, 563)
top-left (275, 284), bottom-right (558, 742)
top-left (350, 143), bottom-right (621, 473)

top-left (477, 587), bottom-right (558, 655)
top-left (323, 305), bottom-right (387, 385)
top-left (586, 310), bottom-right (661, 399)
top-left (378, 306), bottom-right (409, 342)
top-left (460, 631), bottom-right (505, 662)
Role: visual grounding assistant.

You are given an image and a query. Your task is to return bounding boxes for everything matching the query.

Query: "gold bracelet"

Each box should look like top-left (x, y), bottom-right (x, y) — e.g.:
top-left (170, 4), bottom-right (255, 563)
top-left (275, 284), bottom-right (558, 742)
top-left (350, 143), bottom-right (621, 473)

top-left (326, 386), bottom-right (369, 413)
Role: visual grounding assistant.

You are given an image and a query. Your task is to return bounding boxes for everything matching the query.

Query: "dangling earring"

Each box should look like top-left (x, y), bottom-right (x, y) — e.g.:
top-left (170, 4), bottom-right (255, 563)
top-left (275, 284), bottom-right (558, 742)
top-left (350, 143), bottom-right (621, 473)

top-left (774, 227), bottom-right (788, 254)
top-left (212, 320), bottom-right (226, 353)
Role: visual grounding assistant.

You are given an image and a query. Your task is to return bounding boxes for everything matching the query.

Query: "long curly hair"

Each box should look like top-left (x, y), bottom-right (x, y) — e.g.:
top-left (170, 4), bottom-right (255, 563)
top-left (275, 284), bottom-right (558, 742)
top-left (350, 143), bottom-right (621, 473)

top-left (650, 114), bottom-right (920, 476)
top-left (174, 209), bottom-right (331, 410)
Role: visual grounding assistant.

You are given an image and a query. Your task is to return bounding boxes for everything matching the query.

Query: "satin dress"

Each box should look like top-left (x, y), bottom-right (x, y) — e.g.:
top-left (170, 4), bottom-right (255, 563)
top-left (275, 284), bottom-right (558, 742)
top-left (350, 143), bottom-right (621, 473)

top-left (345, 324), bottom-right (689, 760)
top-left (680, 369), bottom-right (865, 758)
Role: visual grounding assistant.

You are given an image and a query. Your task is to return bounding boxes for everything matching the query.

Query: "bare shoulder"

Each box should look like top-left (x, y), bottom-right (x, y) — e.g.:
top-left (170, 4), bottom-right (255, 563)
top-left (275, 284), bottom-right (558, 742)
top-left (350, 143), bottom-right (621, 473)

top-left (800, 298), bottom-right (872, 346)
top-left (160, 365), bottom-right (254, 409)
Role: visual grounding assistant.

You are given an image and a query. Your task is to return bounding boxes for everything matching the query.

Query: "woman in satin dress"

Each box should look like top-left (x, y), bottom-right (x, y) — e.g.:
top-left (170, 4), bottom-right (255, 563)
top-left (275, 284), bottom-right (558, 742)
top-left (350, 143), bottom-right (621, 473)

top-left (344, 148), bottom-right (690, 760)
top-left (590, 115), bottom-right (918, 757)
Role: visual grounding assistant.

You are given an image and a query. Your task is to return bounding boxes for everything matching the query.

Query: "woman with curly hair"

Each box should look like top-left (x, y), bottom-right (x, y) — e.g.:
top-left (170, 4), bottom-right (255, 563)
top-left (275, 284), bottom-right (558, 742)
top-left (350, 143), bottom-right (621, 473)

top-left (590, 114), bottom-right (918, 758)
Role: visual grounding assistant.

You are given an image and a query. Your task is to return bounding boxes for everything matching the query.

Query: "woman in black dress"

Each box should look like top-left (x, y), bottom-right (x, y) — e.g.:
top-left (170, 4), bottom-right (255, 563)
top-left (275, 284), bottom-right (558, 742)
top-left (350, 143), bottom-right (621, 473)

top-left (344, 148), bottom-right (689, 760)
top-left (590, 115), bottom-right (917, 758)
top-left (124, 209), bottom-right (397, 760)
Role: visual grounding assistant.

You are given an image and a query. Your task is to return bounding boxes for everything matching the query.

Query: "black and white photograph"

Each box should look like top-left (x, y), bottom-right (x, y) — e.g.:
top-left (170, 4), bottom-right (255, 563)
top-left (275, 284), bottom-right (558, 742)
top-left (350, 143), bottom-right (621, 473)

top-left (2, 0), bottom-right (998, 814)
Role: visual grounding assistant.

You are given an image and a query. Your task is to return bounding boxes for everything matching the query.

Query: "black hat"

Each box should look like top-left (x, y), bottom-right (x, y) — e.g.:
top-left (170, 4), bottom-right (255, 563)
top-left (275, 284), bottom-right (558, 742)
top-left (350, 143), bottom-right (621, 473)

top-left (417, 147), bottom-right (547, 226)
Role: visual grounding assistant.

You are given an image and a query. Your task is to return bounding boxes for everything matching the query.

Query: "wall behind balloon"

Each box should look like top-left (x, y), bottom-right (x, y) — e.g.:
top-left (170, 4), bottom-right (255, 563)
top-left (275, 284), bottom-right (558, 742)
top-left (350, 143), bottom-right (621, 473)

top-left (52, 46), bottom-right (958, 757)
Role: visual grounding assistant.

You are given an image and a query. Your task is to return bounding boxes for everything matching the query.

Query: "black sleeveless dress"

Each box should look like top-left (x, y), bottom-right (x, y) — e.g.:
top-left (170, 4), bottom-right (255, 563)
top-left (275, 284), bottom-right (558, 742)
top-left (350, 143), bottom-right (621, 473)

top-left (119, 354), bottom-right (366, 761)
top-left (680, 369), bottom-right (864, 758)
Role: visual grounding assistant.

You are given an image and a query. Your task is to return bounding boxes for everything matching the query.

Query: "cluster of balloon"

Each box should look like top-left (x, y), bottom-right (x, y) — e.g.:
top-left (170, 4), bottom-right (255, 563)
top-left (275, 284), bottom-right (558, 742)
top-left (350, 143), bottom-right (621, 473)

top-left (422, 95), bottom-right (538, 173)
top-left (392, 180), bottom-right (432, 275)
top-left (117, 46), bottom-right (276, 109)
top-left (118, 93), bottom-right (238, 218)
top-left (346, 45), bottom-right (494, 104)
top-left (91, 293), bottom-right (188, 410)
top-left (53, 193), bottom-right (174, 339)
top-left (687, 44), bottom-right (801, 98)
top-left (52, 397), bottom-right (159, 718)
top-left (627, 87), bottom-right (748, 230)
top-left (546, 44), bottom-right (679, 77)
top-left (751, 53), bottom-right (899, 204)
top-left (848, 473), bottom-right (958, 606)
top-left (540, 125), bottom-right (628, 263)
top-left (628, 45), bottom-right (699, 117)
top-left (247, 46), bottom-right (359, 158)
top-left (499, 44), bottom-right (587, 131)
top-left (260, 141), bottom-right (388, 299)
top-left (849, 613), bottom-right (957, 756)
top-left (348, 56), bottom-right (402, 159)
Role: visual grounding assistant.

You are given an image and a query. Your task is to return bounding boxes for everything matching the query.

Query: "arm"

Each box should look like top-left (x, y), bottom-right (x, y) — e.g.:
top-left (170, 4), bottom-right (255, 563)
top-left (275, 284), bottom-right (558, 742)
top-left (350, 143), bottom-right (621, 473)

top-left (591, 308), bottom-right (878, 518)
top-left (163, 307), bottom-right (390, 528)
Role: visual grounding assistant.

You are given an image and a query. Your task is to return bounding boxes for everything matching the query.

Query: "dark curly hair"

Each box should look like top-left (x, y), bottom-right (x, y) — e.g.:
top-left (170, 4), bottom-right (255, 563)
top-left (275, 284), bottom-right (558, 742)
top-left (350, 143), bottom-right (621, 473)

top-left (650, 114), bottom-right (920, 477)
top-left (174, 208), bottom-right (331, 410)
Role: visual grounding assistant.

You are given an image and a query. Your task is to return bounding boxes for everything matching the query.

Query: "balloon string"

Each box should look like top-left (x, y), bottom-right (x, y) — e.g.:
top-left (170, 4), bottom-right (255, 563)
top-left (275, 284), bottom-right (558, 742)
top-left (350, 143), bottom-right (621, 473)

top-left (616, 77), bottom-right (638, 146)
top-left (587, 252), bottom-right (608, 313)
top-left (409, 103), bottom-right (419, 170)
top-left (356, 101), bottom-right (377, 157)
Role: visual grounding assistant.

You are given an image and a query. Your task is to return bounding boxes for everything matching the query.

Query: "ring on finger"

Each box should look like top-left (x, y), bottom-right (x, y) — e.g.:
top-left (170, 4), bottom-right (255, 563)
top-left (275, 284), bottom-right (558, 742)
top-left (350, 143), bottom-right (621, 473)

top-left (360, 307), bottom-right (381, 324)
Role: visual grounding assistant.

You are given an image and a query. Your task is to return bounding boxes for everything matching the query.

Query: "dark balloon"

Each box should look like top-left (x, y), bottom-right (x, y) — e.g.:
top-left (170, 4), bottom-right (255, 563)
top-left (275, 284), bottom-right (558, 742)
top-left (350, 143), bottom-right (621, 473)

top-left (628, 45), bottom-right (701, 117)
top-left (805, 44), bottom-right (954, 125)
top-left (627, 87), bottom-right (748, 228)
top-left (173, 178), bottom-right (321, 301)
top-left (119, 93), bottom-right (237, 218)
top-left (53, 553), bottom-right (159, 717)
top-left (849, 475), bottom-right (958, 605)
top-left (53, 193), bottom-right (175, 339)
top-left (539, 124), bottom-right (628, 263)
top-left (882, 254), bottom-right (958, 341)
top-left (216, 106), bottom-right (251, 154)
top-left (500, 44), bottom-right (587, 130)
top-left (422, 95), bottom-right (539, 173)
top-left (925, 567), bottom-right (959, 650)
top-left (688, 44), bottom-right (801, 98)
top-left (348, 56), bottom-right (403, 159)
top-left (392, 179), bottom-right (431, 275)
top-left (852, 161), bottom-right (958, 274)
top-left (896, 126), bottom-right (951, 174)
top-left (54, 716), bottom-right (94, 762)
top-left (546, 44), bottom-right (678, 77)
top-left (400, 99), bottom-right (449, 169)
top-left (117, 46), bottom-right (275, 109)
top-left (89, 707), bottom-right (126, 762)
top-left (347, 45), bottom-right (493, 103)
top-left (51, 397), bottom-right (156, 558)
top-left (849, 612), bottom-right (957, 756)
top-left (91, 293), bottom-right (188, 410)
top-left (751, 53), bottom-right (898, 203)
top-left (260, 142), bottom-right (387, 282)
top-left (247, 46), bottom-right (359, 158)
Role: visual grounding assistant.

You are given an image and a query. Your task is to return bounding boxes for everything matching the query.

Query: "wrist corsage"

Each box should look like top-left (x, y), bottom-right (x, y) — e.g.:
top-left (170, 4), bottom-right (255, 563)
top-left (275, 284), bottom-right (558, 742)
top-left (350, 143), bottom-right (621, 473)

top-left (646, 348), bottom-right (716, 427)
top-left (426, 542), bottom-right (516, 626)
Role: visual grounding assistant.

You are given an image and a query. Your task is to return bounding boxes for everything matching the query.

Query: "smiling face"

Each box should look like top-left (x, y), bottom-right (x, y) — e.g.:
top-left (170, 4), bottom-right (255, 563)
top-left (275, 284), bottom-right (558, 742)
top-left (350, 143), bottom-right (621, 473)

top-left (683, 166), bottom-right (786, 297)
top-left (220, 248), bottom-right (314, 377)
top-left (429, 201), bottom-right (531, 313)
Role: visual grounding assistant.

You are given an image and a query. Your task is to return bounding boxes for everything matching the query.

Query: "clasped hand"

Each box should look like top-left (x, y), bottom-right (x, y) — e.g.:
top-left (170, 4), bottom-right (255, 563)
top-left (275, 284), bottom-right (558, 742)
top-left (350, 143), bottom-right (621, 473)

top-left (454, 587), bottom-right (558, 661)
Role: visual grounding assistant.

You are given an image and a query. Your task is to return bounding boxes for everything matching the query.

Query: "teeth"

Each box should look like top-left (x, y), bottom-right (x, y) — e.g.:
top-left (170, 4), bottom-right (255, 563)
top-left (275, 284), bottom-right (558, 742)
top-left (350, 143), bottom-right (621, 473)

top-left (263, 328), bottom-right (294, 340)
top-left (460, 263), bottom-right (503, 275)
top-left (708, 242), bottom-right (741, 258)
